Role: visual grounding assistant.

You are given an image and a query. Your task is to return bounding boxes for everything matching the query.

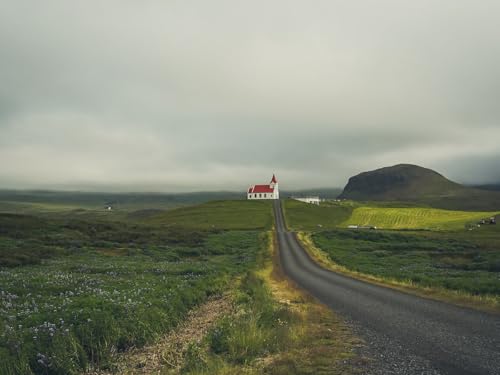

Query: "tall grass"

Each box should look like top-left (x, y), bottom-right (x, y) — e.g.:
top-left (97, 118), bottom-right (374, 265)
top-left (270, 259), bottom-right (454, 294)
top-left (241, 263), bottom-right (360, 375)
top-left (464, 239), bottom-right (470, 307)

top-left (181, 232), bottom-right (359, 375)
top-left (312, 229), bottom-right (500, 297)
top-left (0, 215), bottom-right (262, 374)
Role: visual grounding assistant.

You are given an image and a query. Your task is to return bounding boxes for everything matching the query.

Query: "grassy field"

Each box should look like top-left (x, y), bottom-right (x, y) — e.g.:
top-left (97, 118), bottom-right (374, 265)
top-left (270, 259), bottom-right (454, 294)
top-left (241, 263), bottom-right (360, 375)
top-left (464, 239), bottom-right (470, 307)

top-left (0, 209), bottom-right (265, 374)
top-left (342, 206), bottom-right (498, 230)
top-left (175, 232), bottom-right (361, 375)
top-left (311, 229), bottom-right (500, 297)
top-left (0, 195), bottom-right (362, 374)
top-left (282, 198), bottom-right (500, 306)
top-left (283, 199), bottom-right (353, 231)
top-left (3, 191), bottom-right (499, 373)
top-left (0, 190), bottom-right (245, 211)
top-left (283, 198), bottom-right (498, 231)
top-left (144, 200), bottom-right (274, 230)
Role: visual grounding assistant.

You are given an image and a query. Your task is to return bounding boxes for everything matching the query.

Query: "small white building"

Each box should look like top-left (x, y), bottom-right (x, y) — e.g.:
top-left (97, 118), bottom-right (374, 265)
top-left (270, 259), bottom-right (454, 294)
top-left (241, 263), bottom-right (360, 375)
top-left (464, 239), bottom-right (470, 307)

top-left (247, 174), bottom-right (279, 200)
top-left (293, 196), bottom-right (320, 205)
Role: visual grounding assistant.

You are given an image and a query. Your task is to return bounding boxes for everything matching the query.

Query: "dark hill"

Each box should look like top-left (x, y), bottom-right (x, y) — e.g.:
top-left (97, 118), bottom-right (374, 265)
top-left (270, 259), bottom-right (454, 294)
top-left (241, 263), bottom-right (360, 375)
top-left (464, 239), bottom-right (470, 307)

top-left (339, 164), bottom-right (500, 211)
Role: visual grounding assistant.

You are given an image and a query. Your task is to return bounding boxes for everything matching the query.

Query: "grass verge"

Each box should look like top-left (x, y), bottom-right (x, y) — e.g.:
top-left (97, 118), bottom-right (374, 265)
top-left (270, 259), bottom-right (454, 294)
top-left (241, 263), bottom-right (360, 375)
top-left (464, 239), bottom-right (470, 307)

top-left (176, 231), bottom-right (363, 375)
top-left (297, 232), bottom-right (500, 314)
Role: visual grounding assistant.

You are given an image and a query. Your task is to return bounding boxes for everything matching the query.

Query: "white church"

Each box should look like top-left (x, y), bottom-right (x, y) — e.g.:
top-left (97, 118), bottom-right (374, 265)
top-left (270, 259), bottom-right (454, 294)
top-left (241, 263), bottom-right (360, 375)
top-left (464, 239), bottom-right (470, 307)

top-left (247, 174), bottom-right (279, 200)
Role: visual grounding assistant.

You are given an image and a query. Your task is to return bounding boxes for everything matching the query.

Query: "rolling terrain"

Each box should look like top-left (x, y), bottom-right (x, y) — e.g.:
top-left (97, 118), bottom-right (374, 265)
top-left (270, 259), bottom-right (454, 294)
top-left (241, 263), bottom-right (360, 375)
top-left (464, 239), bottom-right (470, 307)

top-left (0, 197), bottom-right (359, 374)
top-left (2, 190), bottom-right (500, 374)
top-left (143, 200), bottom-right (274, 230)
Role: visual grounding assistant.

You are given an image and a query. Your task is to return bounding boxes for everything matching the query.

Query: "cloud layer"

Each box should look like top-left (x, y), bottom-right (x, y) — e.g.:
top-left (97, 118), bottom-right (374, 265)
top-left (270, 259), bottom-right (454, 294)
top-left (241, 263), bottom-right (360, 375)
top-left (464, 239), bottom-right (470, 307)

top-left (1, 0), bottom-right (499, 191)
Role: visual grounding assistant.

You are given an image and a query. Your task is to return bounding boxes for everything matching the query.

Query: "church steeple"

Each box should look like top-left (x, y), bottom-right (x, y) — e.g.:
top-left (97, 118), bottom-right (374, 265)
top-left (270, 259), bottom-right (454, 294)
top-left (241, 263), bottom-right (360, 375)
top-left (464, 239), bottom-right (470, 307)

top-left (270, 174), bottom-right (279, 198)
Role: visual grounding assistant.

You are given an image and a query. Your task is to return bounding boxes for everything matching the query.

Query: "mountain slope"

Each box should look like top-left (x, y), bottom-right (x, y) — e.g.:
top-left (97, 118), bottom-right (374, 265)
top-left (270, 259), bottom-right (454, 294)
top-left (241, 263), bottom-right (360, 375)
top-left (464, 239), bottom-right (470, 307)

top-left (339, 164), bottom-right (500, 210)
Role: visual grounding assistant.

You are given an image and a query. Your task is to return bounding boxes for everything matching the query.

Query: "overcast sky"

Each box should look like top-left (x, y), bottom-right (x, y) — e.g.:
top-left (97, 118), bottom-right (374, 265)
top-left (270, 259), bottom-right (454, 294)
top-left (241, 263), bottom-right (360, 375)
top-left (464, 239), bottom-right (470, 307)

top-left (1, 1), bottom-right (499, 192)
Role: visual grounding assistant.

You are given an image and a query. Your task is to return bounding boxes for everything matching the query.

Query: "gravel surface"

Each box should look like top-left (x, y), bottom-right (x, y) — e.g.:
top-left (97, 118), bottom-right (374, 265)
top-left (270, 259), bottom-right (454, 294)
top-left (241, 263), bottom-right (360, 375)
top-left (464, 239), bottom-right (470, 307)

top-left (273, 200), bottom-right (500, 375)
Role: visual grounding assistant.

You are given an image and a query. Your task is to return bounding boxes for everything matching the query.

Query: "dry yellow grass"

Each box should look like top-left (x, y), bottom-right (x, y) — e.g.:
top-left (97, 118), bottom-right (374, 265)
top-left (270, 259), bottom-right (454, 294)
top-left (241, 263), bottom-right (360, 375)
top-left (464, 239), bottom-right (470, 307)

top-left (87, 294), bottom-right (234, 375)
top-left (251, 231), bottom-right (365, 375)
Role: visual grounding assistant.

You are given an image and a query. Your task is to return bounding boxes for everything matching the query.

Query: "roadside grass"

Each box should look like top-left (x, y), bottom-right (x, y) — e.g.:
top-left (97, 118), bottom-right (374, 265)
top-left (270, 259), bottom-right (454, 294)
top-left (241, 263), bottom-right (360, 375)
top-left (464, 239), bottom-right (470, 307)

top-left (0, 210), bottom-right (263, 374)
top-left (283, 199), bottom-right (353, 231)
top-left (298, 231), bottom-right (500, 313)
top-left (179, 232), bottom-right (362, 375)
top-left (342, 206), bottom-right (498, 230)
top-left (144, 200), bottom-right (274, 230)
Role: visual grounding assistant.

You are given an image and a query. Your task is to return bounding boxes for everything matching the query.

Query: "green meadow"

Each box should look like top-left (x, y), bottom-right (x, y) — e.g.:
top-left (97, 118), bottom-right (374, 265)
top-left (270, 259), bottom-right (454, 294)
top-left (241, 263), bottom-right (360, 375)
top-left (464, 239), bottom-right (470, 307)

top-left (0, 198), bottom-right (276, 374)
top-left (2, 193), bottom-right (499, 374)
top-left (144, 200), bottom-right (274, 230)
top-left (283, 198), bottom-right (500, 299)
top-left (0, 212), bottom-right (264, 374)
top-left (343, 206), bottom-right (498, 230)
top-left (284, 199), bottom-right (498, 231)
top-left (312, 229), bottom-right (500, 295)
top-left (0, 196), bottom-right (360, 374)
top-left (282, 199), bottom-right (354, 231)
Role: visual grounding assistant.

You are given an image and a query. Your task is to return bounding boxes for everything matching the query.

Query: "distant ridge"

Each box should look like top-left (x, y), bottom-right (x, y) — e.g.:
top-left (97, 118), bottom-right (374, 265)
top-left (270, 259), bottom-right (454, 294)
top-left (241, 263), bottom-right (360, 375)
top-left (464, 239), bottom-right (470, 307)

top-left (473, 184), bottom-right (500, 192)
top-left (339, 164), bottom-right (500, 211)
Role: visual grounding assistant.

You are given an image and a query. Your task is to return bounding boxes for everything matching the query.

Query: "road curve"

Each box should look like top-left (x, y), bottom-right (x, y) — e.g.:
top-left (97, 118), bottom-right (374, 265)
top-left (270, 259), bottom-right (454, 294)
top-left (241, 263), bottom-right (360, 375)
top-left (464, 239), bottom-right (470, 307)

top-left (273, 200), bottom-right (500, 375)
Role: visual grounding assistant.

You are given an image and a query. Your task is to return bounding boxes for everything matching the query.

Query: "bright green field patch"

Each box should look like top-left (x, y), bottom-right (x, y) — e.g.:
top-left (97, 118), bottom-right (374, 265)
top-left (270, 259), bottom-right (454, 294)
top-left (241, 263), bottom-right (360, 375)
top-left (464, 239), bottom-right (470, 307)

top-left (283, 199), bottom-right (353, 231)
top-left (342, 207), bottom-right (498, 230)
top-left (145, 200), bottom-right (273, 230)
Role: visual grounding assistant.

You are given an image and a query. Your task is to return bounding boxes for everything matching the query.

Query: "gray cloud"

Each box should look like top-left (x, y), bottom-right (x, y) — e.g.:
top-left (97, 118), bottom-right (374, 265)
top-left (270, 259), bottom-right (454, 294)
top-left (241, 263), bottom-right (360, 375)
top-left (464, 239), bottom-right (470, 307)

top-left (1, 0), bottom-right (500, 191)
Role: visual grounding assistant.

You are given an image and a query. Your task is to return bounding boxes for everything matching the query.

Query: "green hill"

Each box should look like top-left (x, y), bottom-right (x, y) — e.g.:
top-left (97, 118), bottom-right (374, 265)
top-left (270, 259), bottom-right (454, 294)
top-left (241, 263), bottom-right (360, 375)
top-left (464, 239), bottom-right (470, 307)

top-left (339, 164), bottom-right (500, 211)
top-left (144, 200), bottom-right (274, 230)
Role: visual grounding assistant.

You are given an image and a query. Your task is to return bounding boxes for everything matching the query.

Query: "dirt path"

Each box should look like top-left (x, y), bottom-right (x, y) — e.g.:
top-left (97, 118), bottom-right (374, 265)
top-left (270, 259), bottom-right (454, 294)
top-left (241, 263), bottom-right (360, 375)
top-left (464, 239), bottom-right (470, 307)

top-left (88, 294), bottom-right (233, 375)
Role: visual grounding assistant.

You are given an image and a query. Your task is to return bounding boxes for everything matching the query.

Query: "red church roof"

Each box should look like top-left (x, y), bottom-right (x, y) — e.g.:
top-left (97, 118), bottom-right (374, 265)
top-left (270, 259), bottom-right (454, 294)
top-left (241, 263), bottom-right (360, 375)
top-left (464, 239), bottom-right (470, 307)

top-left (248, 185), bottom-right (274, 193)
top-left (271, 174), bottom-right (277, 183)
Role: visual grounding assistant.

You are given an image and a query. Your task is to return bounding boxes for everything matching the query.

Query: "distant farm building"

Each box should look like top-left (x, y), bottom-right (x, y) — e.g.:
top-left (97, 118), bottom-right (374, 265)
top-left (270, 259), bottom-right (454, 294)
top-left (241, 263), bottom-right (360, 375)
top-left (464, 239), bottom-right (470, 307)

top-left (292, 196), bottom-right (320, 205)
top-left (347, 225), bottom-right (377, 230)
top-left (247, 174), bottom-right (279, 200)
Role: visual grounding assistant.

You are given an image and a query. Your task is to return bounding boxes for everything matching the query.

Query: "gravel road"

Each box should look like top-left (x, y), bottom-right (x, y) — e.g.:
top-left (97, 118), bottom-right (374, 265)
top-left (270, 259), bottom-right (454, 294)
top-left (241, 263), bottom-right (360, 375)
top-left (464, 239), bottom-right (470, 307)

top-left (273, 200), bottom-right (500, 375)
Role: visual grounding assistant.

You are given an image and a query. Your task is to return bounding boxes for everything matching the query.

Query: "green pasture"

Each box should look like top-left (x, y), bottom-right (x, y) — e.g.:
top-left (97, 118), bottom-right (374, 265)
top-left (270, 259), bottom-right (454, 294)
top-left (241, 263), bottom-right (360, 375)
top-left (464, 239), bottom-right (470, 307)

top-left (282, 199), bottom-right (353, 231)
top-left (313, 229), bottom-right (500, 295)
top-left (0, 210), bottom-right (263, 374)
top-left (144, 200), bottom-right (274, 230)
top-left (342, 207), bottom-right (498, 230)
top-left (282, 198), bottom-right (497, 231)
